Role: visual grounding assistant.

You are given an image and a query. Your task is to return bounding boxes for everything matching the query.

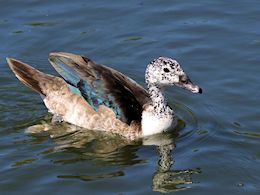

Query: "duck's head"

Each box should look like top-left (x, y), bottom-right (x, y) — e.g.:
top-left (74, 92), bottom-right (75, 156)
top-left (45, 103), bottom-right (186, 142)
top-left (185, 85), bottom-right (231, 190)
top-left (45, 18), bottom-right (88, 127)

top-left (145, 57), bottom-right (202, 93)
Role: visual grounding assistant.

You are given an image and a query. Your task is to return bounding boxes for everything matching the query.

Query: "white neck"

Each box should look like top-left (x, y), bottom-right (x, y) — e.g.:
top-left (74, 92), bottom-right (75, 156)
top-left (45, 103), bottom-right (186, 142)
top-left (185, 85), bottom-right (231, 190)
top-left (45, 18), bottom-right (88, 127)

top-left (141, 83), bottom-right (175, 137)
top-left (147, 84), bottom-right (173, 116)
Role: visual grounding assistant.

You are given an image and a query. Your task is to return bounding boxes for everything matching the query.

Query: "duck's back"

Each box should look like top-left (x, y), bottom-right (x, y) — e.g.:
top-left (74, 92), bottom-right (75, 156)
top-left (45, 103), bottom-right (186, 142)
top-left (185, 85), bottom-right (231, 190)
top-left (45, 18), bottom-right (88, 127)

top-left (7, 53), bottom-right (151, 139)
top-left (48, 52), bottom-right (151, 124)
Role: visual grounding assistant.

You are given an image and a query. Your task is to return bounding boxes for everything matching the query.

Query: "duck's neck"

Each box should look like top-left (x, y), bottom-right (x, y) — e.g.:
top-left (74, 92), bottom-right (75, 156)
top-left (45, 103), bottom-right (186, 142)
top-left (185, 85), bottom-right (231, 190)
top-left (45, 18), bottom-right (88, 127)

top-left (147, 84), bottom-right (173, 116)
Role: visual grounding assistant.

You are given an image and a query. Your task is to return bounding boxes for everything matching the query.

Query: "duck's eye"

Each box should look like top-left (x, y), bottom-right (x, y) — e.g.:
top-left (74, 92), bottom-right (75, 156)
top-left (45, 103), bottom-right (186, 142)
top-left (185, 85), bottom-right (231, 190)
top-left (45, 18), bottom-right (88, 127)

top-left (179, 75), bottom-right (189, 84)
top-left (163, 68), bottom-right (170, 73)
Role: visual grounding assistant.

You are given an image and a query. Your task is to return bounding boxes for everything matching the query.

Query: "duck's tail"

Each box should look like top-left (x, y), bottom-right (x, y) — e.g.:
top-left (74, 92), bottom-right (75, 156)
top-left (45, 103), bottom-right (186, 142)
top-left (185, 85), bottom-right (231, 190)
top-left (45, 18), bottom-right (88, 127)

top-left (6, 58), bottom-right (54, 96)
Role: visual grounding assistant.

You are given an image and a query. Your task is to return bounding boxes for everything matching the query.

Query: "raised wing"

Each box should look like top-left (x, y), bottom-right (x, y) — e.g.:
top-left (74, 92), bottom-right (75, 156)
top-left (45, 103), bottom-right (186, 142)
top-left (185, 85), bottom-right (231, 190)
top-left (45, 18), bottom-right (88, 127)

top-left (48, 52), bottom-right (151, 124)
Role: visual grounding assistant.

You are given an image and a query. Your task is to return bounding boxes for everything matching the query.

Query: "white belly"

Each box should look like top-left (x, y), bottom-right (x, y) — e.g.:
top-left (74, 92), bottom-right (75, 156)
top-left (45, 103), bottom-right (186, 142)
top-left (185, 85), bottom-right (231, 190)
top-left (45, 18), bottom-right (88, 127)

top-left (141, 110), bottom-right (176, 137)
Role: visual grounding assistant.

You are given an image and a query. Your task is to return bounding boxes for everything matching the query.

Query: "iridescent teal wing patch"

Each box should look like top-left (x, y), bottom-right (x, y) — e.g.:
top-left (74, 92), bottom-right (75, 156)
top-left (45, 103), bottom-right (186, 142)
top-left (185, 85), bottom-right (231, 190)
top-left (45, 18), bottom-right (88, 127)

top-left (49, 53), bottom-right (150, 124)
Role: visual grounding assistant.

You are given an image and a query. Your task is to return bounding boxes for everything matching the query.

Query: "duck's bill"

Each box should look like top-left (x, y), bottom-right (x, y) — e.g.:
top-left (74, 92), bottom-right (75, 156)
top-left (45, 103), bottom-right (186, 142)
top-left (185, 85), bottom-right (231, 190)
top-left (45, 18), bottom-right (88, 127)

top-left (176, 80), bottom-right (202, 94)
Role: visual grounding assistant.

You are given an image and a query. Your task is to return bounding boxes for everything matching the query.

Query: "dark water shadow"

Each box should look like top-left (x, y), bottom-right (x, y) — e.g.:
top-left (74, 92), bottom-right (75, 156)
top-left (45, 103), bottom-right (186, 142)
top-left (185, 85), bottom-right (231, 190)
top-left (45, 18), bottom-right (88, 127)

top-left (22, 101), bottom-right (201, 193)
top-left (5, 97), bottom-right (201, 192)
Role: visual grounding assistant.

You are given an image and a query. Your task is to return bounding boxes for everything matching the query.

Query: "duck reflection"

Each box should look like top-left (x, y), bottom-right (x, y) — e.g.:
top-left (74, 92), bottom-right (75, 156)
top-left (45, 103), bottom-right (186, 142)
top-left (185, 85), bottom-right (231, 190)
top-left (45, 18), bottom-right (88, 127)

top-left (26, 120), bottom-right (200, 193)
top-left (143, 133), bottom-right (200, 193)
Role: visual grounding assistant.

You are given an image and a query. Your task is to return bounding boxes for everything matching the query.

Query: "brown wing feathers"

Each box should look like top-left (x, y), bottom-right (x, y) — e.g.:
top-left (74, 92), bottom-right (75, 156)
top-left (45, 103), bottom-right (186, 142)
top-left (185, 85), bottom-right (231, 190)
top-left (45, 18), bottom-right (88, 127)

top-left (6, 58), bottom-right (67, 97)
top-left (6, 58), bottom-right (47, 95)
top-left (7, 53), bottom-right (151, 125)
top-left (49, 52), bottom-right (151, 124)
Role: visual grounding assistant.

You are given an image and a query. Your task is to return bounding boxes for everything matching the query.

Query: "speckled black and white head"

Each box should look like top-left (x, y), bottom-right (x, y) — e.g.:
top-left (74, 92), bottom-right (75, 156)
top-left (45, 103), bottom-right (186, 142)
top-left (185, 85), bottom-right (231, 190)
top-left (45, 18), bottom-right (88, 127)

top-left (145, 57), bottom-right (202, 94)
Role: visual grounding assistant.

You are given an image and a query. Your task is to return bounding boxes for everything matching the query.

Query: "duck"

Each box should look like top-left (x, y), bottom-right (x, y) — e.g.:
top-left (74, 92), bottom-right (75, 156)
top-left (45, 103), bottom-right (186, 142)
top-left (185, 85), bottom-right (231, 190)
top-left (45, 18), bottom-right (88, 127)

top-left (6, 52), bottom-right (202, 140)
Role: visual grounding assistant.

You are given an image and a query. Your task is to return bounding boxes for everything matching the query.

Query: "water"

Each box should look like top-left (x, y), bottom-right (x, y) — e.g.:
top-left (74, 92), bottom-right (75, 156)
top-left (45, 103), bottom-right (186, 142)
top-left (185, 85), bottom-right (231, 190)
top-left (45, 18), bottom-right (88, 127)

top-left (0, 0), bottom-right (260, 194)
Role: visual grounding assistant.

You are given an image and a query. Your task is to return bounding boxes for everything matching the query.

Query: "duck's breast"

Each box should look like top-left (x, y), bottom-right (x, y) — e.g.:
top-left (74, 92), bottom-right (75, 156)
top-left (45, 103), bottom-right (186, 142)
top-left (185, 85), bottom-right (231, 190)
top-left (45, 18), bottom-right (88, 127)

top-left (141, 105), bottom-right (176, 136)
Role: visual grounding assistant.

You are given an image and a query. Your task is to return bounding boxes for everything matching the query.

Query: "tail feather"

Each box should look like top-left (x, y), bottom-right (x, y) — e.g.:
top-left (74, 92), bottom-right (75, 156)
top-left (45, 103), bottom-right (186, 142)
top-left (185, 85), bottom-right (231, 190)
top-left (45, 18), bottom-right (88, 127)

top-left (6, 58), bottom-right (53, 95)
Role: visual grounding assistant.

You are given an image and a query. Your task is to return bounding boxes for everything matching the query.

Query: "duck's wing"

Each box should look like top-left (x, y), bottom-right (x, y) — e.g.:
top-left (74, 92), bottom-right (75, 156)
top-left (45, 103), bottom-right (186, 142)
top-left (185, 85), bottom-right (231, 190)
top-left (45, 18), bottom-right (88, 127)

top-left (48, 52), bottom-right (151, 124)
